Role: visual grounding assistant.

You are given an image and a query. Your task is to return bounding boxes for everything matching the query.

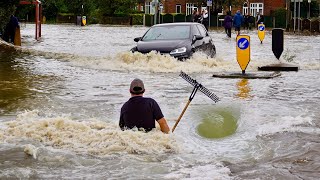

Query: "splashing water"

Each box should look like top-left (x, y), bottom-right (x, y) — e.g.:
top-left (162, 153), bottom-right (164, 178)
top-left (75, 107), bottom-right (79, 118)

top-left (1, 110), bottom-right (179, 156)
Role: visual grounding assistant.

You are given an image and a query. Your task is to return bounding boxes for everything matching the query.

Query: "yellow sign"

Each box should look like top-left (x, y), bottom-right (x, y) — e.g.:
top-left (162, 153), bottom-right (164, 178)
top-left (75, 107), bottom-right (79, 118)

top-left (236, 35), bottom-right (250, 72)
top-left (82, 16), bottom-right (86, 26)
top-left (258, 24), bottom-right (265, 43)
top-left (14, 27), bottom-right (21, 46)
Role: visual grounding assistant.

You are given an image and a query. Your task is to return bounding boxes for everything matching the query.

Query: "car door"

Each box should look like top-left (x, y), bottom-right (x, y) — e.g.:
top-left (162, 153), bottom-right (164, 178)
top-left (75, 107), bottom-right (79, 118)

top-left (196, 24), bottom-right (212, 54)
top-left (191, 25), bottom-right (205, 53)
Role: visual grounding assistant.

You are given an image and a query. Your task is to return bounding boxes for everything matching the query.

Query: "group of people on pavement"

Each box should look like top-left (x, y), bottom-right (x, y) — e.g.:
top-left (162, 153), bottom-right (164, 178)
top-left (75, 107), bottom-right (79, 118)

top-left (223, 10), bottom-right (264, 38)
top-left (192, 9), bottom-right (209, 30)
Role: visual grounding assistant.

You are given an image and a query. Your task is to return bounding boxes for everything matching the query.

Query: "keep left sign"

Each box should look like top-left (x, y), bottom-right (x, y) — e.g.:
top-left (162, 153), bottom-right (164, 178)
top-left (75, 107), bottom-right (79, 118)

top-left (236, 35), bottom-right (250, 73)
top-left (258, 24), bottom-right (265, 43)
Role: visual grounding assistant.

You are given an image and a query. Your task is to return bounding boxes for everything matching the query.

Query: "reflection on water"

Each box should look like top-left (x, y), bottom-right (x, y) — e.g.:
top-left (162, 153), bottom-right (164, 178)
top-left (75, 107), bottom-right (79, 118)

top-left (0, 47), bottom-right (32, 113)
top-left (236, 79), bottom-right (252, 99)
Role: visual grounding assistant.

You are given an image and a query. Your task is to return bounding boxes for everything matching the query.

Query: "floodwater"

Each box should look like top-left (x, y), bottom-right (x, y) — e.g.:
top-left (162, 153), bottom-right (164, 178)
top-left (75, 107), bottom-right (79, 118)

top-left (0, 24), bottom-right (320, 179)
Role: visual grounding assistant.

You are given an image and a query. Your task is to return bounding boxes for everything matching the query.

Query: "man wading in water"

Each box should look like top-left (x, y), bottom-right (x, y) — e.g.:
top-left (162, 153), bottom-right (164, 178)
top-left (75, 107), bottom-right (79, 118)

top-left (119, 78), bottom-right (170, 133)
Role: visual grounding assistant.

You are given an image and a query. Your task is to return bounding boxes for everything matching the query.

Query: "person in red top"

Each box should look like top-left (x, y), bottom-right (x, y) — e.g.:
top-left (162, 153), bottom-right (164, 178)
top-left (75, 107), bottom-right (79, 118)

top-left (119, 78), bottom-right (170, 133)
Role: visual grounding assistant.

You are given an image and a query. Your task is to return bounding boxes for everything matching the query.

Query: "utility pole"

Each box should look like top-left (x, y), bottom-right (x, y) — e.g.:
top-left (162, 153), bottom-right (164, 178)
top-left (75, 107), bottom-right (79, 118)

top-left (298, 0), bottom-right (301, 32)
top-left (294, 0), bottom-right (296, 33)
top-left (286, 0), bottom-right (291, 31)
top-left (153, 0), bottom-right (158, 25)
top-left (308, 0), bottom-right (311, 19)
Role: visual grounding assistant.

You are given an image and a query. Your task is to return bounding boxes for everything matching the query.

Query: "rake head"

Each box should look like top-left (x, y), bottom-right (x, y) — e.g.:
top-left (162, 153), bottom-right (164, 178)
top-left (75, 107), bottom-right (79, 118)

top-left (179, 71), bottom-right (220, 103)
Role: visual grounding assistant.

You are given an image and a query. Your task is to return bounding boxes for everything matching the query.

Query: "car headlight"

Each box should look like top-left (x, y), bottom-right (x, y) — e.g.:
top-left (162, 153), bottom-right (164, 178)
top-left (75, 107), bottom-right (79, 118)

top-left (170, 47), bottom-right (187, 55)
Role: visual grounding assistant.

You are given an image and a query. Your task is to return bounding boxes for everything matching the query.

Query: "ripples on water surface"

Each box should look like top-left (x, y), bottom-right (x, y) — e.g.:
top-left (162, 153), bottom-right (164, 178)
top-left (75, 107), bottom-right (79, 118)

top-left (0, 24), bottom-right (319, 179)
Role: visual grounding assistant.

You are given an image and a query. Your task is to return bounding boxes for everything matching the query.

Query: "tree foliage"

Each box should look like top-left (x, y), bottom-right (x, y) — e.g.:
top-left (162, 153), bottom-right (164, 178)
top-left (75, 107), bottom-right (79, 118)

top-left (97, 0), bottom-right (137, 16)
top-left (0, 0), bottom-right (20, 34)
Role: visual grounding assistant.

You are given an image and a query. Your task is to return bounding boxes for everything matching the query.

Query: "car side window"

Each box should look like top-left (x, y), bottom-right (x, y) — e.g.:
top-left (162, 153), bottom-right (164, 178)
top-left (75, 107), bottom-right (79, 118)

top-left (192, 25), bottom-right (201, 36)
top-left (197, 25), bottom-right (208, 37)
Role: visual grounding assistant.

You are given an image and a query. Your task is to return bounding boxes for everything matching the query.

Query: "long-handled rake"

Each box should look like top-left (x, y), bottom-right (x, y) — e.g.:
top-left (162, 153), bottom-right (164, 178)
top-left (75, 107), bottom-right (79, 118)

top-left (172, 71), bottom-right (220, 132)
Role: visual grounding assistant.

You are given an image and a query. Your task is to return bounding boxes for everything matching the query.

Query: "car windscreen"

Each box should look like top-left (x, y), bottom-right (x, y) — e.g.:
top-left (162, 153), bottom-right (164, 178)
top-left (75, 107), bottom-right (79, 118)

top-left (142, 25), bottom-right (190, 41)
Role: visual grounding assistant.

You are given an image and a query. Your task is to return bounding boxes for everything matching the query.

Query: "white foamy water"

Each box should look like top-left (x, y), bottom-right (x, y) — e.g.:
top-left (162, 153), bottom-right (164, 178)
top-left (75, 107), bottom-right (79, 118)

top-left (1, 110), bottom-right (179, 155)
top-left (0, 24), bottom-right (319, 179)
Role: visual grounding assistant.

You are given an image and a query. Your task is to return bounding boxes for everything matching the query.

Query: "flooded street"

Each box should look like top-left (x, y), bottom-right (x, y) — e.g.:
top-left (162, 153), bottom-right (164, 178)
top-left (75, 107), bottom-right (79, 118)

top-left (0, 24), bottom-right (320, 179)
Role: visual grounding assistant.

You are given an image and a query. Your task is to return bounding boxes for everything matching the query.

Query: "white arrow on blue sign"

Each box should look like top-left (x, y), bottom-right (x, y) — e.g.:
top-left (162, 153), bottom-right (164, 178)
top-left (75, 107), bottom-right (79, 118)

top-left (237, 38), bottom-right (249, 50)
top-left (259, 26), bottom-right (265, 31)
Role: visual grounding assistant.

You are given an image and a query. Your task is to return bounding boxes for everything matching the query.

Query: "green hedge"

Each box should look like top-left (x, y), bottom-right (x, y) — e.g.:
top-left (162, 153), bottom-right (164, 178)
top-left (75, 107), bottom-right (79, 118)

top-left (272, 8), bottom-right (286, 28)
top-left (144, 14), bottom-right (153, 26)
top-left (0, 3), bottom-right (17, 35)
top-left (161, 14), bottom-right (173, 23)
top-left (264, 16), bottom-right (273, 28)
top-left (131, 14), bottom-right (143, 25)
top-left (174, 14), bottom-right (186, 22)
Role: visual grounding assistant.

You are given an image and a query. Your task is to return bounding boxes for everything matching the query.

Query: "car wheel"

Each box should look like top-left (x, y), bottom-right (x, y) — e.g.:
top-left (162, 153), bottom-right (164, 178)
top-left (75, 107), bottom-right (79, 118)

top-left (130, 46), bottom-right (137, 53)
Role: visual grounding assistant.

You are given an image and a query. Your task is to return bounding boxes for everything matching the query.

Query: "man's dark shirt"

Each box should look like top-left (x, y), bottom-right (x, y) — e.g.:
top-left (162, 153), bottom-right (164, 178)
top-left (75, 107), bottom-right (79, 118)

top-left (119, 96), bottom-right (164, 132)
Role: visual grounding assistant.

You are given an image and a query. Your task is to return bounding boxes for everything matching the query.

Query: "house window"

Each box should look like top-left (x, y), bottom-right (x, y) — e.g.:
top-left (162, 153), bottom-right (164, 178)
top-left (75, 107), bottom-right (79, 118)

top-left (250, 3), bottom-right (263, 17)
top-left (243, 2), bottom-right (248, 15)
top-left (176, 4), bottom-right (182, 14)
top-left (135, 5), bottom-right (144, 12)
top-left (145, 2), bottom-right (155, 14)
top-left (186, 3), bottom-right (197, 15)
top-left (145, 2), bottom-right (151, 14)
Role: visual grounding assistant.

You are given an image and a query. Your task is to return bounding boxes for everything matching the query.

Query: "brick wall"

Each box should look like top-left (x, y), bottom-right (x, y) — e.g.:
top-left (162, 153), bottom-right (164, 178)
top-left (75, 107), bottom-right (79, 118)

top-left (164, 0), bottom-right (186, 14)
top-left (158, 0), bottom-right (286, 15)
top-left (264, 0), bottom-right (286, 15)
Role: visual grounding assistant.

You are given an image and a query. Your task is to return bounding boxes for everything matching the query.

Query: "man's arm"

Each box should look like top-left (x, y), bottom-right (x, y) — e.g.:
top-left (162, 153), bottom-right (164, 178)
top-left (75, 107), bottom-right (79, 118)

top-left (157, 117), bottom-right (170, 134)
top-left (119, 113), bottom-right (125, 131)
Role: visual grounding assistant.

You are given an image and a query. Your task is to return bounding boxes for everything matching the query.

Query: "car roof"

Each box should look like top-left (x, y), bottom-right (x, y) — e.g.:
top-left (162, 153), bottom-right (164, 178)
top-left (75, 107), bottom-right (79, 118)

top-left (152, 22), bottom-right (202, 27)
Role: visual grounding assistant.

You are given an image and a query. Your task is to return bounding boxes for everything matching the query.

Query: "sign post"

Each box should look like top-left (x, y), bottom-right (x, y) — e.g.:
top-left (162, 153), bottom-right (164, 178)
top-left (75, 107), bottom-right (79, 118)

top-left (308, 0), bottom-right (311, 19)
top-left (152, 0), bottom-right (158, 25)
top-left (258, 24), bottom-right (265, 43)
top-left (272, 29), bottom-right (284, 60)
top-left (207, 0), bottom-right (212, 28)
top-left (236, 35), bottom-right (251, 74)
top-left (82, 16), bottom-right (86, 26)
top-left (258, 28), bottom-right (298, 71)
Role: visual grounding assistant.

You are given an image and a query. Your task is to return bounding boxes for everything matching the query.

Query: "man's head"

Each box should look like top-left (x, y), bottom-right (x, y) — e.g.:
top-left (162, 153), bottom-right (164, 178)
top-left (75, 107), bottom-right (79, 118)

top-left (130, 78), bottom-right (145, 95)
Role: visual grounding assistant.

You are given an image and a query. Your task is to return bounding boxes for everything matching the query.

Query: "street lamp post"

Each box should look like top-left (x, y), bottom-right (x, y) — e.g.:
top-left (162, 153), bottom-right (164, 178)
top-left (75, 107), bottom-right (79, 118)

top-left (308, 0), bottom-right (311, 19)
top-left (298, 0), bottom-right (301, 32)
top-left (294, 0), bottom-right (296, 33)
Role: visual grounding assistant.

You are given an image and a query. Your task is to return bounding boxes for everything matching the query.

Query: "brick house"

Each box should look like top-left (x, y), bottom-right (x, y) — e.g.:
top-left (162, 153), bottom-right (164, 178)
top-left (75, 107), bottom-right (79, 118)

top-left (140, 0), bottom-right (287, 17)
top-left (240, 0), bottom-right (286, 16)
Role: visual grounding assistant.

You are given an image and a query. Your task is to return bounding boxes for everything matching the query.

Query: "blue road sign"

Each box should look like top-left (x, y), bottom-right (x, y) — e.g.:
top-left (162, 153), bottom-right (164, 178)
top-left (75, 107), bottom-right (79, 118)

top-left (259, 26), bottom-right (265, 31)
top-left (237, 38), bottom-right (249, 50)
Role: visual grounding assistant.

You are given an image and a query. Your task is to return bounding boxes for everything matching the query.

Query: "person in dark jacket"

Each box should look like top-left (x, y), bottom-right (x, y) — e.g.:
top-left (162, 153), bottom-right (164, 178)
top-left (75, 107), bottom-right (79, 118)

top-left (202, 9), bottom-right (209, 31)
top-left (119, 78), bottom-right (170, 133)
top-left (256, 12), bottom-right (264, 29)
top-left (233, 10), bottom-right (243, 36)
top-left (243, 14), bottom-right (249, 30)
top-left (192, 10), bottom-right (197, 22)
top-left (4, 15), bottom-right (20, 43)
top-left (248, 14), bottom-right (255, 30)
top-left (224, 11), bottom-right (232, 38)
top-left (193, 10), bottom-right (201, 23)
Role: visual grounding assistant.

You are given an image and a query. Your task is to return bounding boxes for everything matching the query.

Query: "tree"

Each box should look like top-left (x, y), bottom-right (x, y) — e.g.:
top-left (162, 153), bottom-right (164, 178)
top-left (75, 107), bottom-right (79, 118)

top-left (0, 0), bottom-right (20, 35)
top-left (97, 0), bottom-right (137, 16)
